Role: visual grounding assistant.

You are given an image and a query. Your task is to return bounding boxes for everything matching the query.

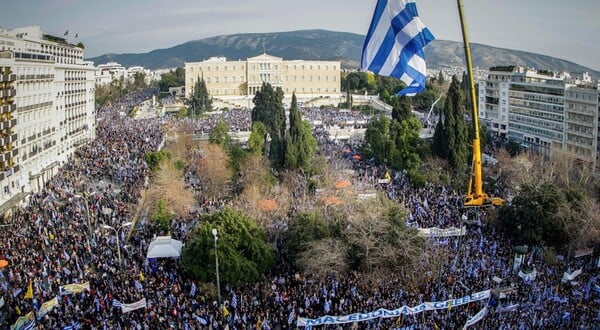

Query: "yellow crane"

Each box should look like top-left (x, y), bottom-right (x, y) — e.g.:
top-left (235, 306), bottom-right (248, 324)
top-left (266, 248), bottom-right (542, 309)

top-left (457, 0), bottom-right (504, 207)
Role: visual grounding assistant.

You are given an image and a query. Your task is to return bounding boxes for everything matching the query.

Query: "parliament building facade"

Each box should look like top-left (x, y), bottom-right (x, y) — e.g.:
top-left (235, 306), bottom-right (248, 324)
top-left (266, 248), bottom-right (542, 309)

top-left (185, 54), bottom-right (341, 107)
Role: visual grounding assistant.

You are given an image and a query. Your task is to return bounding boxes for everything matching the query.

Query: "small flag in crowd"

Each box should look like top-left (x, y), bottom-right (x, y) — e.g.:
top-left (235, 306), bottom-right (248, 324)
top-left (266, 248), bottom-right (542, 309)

top-left (112, 299), bottom-right (122, 308)
top-left (231, 293), bottom-right (238, 309)
top-left (193, 314), bottom-right (208, 325)
top-left (190, 281), bottom-right (196, 296)
top-left (361, 0), bottom-right (435, 96)
top-left (24, 280), bottom-right (33, 299)
top-left (288, 308), bottom-right (296, 325)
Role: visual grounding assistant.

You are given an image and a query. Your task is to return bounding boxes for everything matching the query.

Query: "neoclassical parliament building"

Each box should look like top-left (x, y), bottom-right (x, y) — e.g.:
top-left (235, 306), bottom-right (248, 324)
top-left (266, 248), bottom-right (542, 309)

top-left (184, 54), bottom-right (341, 108)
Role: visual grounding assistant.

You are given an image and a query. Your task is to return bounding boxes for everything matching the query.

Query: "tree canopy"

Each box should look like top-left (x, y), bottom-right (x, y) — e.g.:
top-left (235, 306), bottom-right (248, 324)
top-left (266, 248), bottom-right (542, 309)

top-left (181, 208), bottom-right (276, 285)
top-left (251, 83), bottom-right (286, 169)
top-left (431, 75), bottom-right (469, 171)
top-left (190, 77), bottom-right (212, 114)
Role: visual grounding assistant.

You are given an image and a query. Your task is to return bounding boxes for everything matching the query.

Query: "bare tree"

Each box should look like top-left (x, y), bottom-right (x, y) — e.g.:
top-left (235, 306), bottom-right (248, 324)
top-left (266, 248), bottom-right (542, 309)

top-left (297, 238), bottom-right (349, 280)
top-left (147, 160), bottom-right (195, 217)
top-left (193, 143), bottom-right (231, 199)
top-left (344, 198), bottom-right (424, 272)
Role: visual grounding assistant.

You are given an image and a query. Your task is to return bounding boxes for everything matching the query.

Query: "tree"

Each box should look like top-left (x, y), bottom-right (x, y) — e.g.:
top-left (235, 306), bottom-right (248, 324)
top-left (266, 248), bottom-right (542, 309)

top-left (145, 150), bottom-right (171, 173)
top-left (498, 182), bottom-right (568, 247)
top-left (284, 93), bottom-right (317, 170)
top-left (251, 83), bottom-right (286, 169)
top-left (193, 143), bottom-right (232, 199)
top-left (247, 122), bottom-right (268, 155)
top-left (285, 211), bottom-right (331, 264)
top-left (181, 208), bottom-right (275, 285)
top-left (158, 68), bottom-right (185, 92)
top-left (151, 199), bottom-right (173, 233)
top-left (208, 120), bottom-right (231, 148)
top-left (344, 198), bottom-right (424, 271)
top-left (390, 116), bottom-right (423, 175)
top-left (390, 96), bottom-right (412, 122)
top-left (131, 72), bottom-right (147, 90)
top-left (190, 76), bottom-right (212, 114)
top-left (297, 238), bottom-right (349, 279)
top-left (431, 76), bottom-right (469, 171)
top-left (363, 114), bottom-right (393, 165)
top-left (177, 106), bottom-right (188, 118)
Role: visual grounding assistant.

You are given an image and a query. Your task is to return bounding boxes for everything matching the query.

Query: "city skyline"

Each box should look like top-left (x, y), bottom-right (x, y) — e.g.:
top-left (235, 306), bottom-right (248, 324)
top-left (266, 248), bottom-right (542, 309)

top-left (1, 0), bottom-right (599, 71)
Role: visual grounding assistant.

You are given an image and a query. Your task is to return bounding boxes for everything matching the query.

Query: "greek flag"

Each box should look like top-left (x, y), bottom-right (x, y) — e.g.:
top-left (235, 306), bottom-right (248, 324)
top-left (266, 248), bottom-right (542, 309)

top-left (361, 0), bottom-right (435, 96)
top-left (231, 293), bottom-right (238, 309)
top-left (190, 282), bottom-right (197, 297)
top-left (112, 299), bottom-right (122, 308)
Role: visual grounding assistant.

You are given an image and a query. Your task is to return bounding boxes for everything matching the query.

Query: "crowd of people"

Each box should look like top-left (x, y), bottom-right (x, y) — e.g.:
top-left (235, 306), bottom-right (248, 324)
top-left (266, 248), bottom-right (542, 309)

top-left (0, 90), bottom-right (597, 329)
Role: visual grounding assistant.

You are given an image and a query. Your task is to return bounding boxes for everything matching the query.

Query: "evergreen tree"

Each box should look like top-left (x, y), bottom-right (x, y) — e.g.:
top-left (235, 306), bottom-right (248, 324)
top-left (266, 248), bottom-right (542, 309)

top-left (391, 96), bottom-right (412, 122)
top-left (190, 76), bottom-right (212, 114)
top-left (431, 119), bottom-right (447, 159)
top-left (285, 93), bottom-right (317, 170)
top-left (431, 76), bottom-right (469, 171)
top-left (251, 83), bottom-right (286, 169)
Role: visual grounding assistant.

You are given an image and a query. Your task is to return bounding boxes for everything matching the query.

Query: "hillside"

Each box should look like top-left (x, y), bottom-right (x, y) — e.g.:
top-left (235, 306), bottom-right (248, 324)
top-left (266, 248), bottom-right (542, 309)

top-left (87, 29), bottom-right (599, 77)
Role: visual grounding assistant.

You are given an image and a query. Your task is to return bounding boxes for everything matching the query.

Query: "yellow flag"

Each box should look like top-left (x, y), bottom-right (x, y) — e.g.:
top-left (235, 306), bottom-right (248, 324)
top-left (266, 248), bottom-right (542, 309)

top-left (139, 272), bottom-right (145, 282)
top-left (49, 232), bottom-right (55, 240)
top-left (222, 305), bottom-right (230, 319)
top-left (24, 280), bottom-right (33, 299)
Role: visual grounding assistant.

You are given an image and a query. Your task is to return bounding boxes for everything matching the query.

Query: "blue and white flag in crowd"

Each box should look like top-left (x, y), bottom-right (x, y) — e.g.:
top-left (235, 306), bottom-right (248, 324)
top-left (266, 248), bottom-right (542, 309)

top-left (361, 0), bottom-right (435, 96)
top-left (462, 307), bottom-right (487, 329)
top-left (193, 314), bottom-right (208, 325)
top-left (190, 281), bottom-right (197, 297)
top-left (231, 293), bottom-right (238, 309)
top-left (112, 299), bottom-right (122, 308)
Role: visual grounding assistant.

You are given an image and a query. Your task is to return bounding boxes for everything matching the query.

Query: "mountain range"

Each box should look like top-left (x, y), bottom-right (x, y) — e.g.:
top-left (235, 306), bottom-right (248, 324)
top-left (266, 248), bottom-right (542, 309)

top-left (87, 29), bottom-right (599, 78)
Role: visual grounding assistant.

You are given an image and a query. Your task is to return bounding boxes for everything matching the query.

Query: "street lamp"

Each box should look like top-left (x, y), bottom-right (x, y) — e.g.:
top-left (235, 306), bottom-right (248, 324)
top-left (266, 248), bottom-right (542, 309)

top-left (212, 228), bottom-right (221, 305)
top-left (100, 222), bottom-right (132, 267)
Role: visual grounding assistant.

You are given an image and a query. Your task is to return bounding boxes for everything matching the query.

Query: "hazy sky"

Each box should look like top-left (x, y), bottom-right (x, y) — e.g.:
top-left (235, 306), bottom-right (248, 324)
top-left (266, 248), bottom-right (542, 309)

top-left (1, 0), bottom-right (598, 70)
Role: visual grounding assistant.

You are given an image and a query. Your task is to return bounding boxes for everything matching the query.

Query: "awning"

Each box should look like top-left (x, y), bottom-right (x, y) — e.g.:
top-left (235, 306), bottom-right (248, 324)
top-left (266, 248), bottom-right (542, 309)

top-left (146, 236), bottom-right (183, 258)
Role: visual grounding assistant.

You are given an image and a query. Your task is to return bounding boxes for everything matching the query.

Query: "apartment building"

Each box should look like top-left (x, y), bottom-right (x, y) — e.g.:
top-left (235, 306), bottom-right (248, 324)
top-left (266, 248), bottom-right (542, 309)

top-left (185, 53), bottom-right (340, 107)
top-left (0, 26), bottom-right (96, 211)
top-left (479, 66), bottom-right (600, 167)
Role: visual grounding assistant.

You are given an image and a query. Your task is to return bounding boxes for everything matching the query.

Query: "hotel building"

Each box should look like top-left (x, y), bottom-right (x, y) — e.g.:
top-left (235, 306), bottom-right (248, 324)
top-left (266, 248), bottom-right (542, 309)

top-left (0, 26), bottom-right (96, 211)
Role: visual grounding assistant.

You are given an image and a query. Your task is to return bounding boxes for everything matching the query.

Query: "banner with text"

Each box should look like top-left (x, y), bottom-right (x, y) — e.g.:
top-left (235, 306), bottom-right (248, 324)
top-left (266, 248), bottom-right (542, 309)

top-left (297, 290), bottom-right (490, 327)
top-left (417, 226), bottom-right (466, 238)
top-left (121, 298), bottom-right (147, 313)
top-left (37, 297), bottom-right (59, 320)
top-left (59, 282), bottom-right (90, 295)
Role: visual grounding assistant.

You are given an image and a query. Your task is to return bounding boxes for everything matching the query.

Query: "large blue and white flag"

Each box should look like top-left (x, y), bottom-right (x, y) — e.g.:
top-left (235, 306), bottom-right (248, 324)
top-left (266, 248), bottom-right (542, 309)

top-left (361, 0), bottom-right (435, 96)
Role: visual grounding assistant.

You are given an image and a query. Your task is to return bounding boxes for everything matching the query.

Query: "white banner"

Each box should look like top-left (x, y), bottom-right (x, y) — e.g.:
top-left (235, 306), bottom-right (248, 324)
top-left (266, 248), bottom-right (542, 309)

top-left (297, 290), bottom-right (490, 327)
top-left (417, 226), bottom-right (466, 238)
top-left (518, 269), bottom-right (537, 283)
top-left (462, 307), bottom-right (487, 329)
top-left (561, 268), bottom-right (582, 283)
top-left (121, 298), bottom-right (147, 313)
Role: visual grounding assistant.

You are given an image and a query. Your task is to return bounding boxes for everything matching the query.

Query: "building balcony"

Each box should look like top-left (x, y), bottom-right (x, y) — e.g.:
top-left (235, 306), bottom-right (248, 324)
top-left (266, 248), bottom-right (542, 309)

top-left (0, 88), bottom-right (16, 98)
top-left (0, 74), bottom-right (16, 82)
top-left (0, 149), bottom-right (17, 163)
top-left (0, 118), bottom-right (16, 130)
top-left (0, 103), bottom-right (16, 114)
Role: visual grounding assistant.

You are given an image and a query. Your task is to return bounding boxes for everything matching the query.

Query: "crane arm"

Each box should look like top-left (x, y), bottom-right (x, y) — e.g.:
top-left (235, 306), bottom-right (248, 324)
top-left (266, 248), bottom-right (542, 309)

top-left (457, 0), bottom-right (504, 207)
